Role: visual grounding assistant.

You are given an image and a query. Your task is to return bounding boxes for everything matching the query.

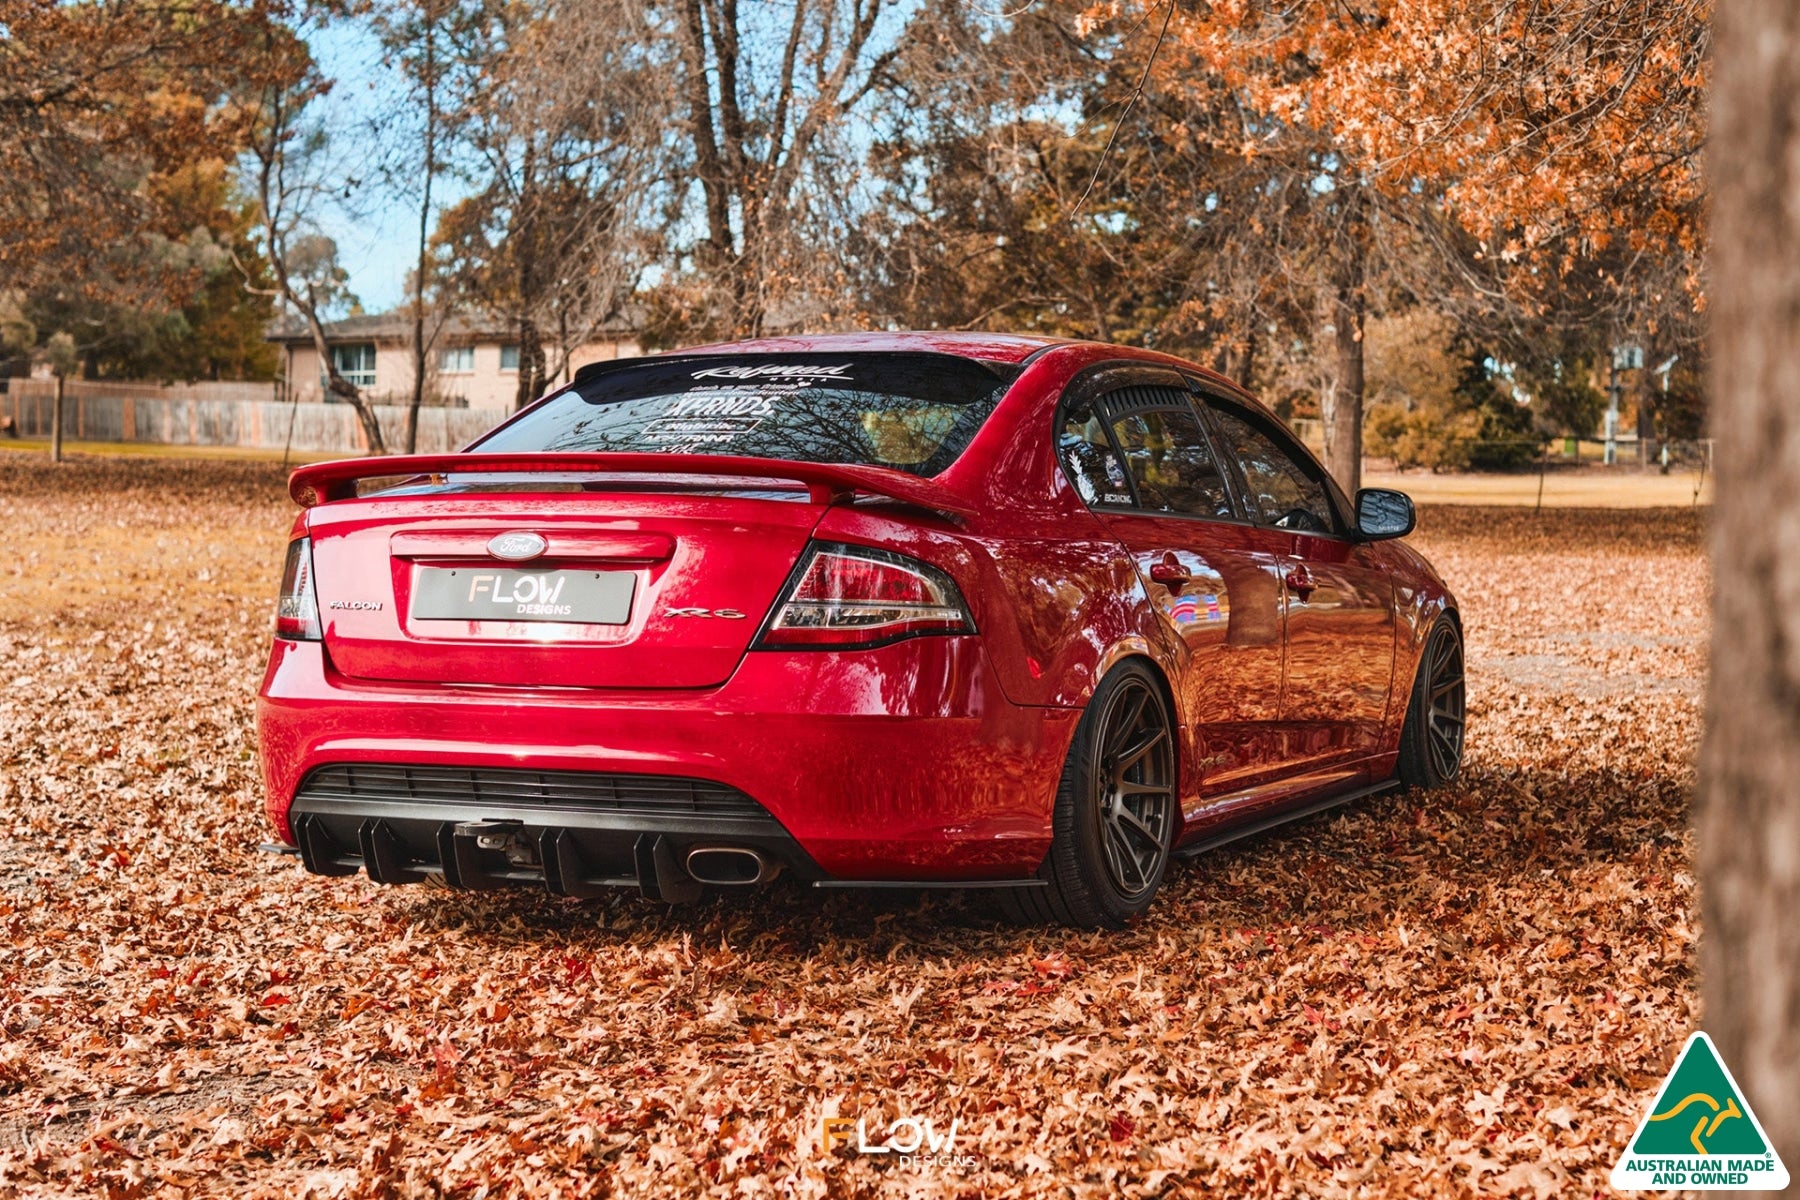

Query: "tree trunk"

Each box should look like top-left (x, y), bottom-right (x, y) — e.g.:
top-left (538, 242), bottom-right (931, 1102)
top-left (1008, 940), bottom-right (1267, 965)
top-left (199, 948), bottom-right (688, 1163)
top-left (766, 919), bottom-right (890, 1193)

top-left (1634, 354), bottom-right (1659, 467)
top-left (50, 372), bottom-right (63, 463)
top-left (329, 374), bottom-right (388, 454)
top-left (304, 317), bottom-right (385, 455)
top-left (406, 336), bottom-right (426, 455)
top-left (1327, 273), bottom-right (1365, 496)
top-left (406, 1), bottom-right (438, 456)
top-left (513, 317), bottom-right (546, 411)
top-left (1700, 0), bottom-right (1800, 1175)
top-left (1220, 328), bottom-right (1258, 390)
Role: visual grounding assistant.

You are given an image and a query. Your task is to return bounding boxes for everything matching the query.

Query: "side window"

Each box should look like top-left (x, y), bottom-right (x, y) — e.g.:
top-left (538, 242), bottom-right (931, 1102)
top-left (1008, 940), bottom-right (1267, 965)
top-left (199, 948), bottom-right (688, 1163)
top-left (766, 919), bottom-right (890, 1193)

top-left (1102, 391), bottom-right (1235, 520)
top-left (1205, 402), bottom-right (1343, 534)
top-left (1058, 397), bottom-right (1135, 507)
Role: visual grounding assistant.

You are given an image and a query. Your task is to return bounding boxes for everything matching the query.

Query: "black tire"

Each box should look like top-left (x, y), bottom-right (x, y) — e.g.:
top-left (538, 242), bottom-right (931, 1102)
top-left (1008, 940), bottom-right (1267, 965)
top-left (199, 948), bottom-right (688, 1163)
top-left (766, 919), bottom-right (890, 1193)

top-left (1003, 661), bottom-right (1177, 929)
top-left (1397, 614), bottom-right (1465, 788)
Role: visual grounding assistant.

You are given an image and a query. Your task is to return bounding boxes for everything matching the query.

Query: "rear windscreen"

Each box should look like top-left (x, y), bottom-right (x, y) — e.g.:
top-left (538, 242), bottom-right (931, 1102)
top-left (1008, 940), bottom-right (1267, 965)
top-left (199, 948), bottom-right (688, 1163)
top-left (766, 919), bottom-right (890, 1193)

top-left (473, 353), bottom-right (1016, 477)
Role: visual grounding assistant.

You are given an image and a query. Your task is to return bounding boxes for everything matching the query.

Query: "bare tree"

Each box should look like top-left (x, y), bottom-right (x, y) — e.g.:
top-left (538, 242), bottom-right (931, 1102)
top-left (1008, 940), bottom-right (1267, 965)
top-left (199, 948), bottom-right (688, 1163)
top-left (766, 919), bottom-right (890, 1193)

top-left (374, 0), bottom-right (451, 454)
top-left (672, 0), bottom-right (901, 339)
top-left (1699, 0), bottom-right (1800, 1174)
top-left (239, 21), bottom-right (389, 454)
top-left (436, 1), bottom-right (670, 410)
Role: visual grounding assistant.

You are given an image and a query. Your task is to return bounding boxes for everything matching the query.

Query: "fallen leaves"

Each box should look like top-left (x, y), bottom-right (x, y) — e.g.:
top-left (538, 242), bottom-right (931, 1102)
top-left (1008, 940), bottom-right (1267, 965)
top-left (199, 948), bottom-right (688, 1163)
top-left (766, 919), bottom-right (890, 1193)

top-left (0, 456), bottom-right (1704, 1198)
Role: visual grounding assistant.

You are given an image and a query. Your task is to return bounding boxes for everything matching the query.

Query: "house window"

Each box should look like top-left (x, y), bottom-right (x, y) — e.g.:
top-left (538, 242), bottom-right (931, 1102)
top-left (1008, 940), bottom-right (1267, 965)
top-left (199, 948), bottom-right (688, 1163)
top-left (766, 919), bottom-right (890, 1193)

top-left (439, 346), bottom-right (475, 374)
top-left (328, 343), bottom-right (376, 389)
top-left (500, 344), bottom-right (520, 371)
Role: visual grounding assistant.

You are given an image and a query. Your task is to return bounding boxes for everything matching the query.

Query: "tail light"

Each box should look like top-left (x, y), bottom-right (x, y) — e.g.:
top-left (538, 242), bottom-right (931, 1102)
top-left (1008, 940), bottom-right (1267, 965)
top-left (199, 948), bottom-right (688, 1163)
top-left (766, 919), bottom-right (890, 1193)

top-left (756, 542), bottom-right (975, 649)
top-left (275, 537), bottom-right (322, 640)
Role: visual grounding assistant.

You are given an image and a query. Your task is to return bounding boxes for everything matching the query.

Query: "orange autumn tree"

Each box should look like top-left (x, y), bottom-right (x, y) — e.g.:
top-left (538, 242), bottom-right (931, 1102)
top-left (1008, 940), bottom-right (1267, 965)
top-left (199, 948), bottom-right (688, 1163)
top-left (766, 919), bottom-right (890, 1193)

top-left (0, 1), bottom-right (281, 297)
top-left (1094, 0), bottom-right (1709, 488)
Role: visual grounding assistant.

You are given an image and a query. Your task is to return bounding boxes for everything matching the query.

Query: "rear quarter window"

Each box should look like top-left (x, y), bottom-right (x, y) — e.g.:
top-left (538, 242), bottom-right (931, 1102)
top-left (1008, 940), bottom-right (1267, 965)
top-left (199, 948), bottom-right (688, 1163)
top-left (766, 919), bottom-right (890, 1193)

top-left (1059, 398), bottom-right (1136, 507)
top-left (475, 353), bottom-right (1016, 478)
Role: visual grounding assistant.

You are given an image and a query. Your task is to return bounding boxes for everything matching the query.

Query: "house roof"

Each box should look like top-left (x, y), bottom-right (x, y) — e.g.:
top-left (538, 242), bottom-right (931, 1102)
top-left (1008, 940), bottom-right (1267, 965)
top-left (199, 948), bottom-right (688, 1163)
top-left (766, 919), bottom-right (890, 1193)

top-left (265, 310), bottom-right (637, 345)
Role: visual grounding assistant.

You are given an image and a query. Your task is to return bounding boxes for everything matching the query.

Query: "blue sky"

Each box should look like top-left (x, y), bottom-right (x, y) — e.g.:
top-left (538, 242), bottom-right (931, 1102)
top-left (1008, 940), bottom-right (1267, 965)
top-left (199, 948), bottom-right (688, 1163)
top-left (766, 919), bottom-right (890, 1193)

top-left (301, 1), bottom-right (932, 315)
top-left (310, 20), bottom-right (456, 313)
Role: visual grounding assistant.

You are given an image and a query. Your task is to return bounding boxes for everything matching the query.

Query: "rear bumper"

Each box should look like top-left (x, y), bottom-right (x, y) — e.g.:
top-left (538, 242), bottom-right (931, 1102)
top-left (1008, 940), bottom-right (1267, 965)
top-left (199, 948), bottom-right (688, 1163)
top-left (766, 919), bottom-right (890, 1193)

top-left (287, 764), bottom-right (822, 899)
top-left (256, 637), bottom-right (1078, 887)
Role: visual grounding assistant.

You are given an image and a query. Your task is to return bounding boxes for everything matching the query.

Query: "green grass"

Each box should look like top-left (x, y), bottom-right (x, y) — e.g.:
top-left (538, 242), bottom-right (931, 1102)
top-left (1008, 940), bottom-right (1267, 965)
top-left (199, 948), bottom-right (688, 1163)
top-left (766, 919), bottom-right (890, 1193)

top-left (0, 438), bottom-right (343, 464)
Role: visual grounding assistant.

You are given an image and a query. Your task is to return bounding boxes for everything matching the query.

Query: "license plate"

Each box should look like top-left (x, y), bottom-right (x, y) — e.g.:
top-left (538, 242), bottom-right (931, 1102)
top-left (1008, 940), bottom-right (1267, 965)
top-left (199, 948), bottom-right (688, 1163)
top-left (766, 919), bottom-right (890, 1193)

top-left (412, 567), bottom-right (635, 624)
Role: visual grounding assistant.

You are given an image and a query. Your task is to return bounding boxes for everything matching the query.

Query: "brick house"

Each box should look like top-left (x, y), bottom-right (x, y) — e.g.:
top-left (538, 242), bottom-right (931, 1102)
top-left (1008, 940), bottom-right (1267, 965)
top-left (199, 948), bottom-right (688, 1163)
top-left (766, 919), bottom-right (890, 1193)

top-left (267, 313), bottom-right (640, 409)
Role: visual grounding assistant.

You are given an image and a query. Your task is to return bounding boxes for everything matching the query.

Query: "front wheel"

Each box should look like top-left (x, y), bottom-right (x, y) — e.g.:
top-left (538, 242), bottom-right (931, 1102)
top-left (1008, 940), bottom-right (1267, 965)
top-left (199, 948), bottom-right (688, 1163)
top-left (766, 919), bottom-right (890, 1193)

top-left (1005, 661), bottom-right (1177, 929)
top-left (1397, 614), bottom-right (1465, 788)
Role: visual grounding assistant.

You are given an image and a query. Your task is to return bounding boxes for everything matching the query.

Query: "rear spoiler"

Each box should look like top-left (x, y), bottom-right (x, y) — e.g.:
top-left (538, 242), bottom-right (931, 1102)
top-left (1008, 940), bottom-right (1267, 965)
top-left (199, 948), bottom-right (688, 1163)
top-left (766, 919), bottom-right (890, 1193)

top-left (286, 452), bottom-right (976, 516)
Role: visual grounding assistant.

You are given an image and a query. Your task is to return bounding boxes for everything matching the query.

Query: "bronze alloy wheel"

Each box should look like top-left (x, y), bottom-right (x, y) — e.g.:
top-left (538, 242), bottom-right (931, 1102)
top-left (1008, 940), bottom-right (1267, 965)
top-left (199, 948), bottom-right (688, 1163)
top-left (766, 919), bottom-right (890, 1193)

top-left (1092, 677), bottom-right (1176, 900)
top-left (1399, 614), bottom-right (1465, 789)
top-left (1008, 661), bottom-right (1179, 929)
top-left (1424, 619), bottom-right (1465, 780)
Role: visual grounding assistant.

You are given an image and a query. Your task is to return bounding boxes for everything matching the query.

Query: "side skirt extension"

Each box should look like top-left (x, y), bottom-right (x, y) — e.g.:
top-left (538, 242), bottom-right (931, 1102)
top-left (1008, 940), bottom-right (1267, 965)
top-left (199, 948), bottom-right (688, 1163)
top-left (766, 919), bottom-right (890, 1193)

top-left (1173, 778), bottom-right (1402, 859)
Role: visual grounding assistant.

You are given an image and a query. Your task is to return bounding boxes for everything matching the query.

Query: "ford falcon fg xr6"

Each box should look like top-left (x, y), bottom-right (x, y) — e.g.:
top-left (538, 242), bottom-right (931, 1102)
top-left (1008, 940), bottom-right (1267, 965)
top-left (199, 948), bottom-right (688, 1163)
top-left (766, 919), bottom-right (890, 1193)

top-left (256, 332), bottom-right (1462, 929)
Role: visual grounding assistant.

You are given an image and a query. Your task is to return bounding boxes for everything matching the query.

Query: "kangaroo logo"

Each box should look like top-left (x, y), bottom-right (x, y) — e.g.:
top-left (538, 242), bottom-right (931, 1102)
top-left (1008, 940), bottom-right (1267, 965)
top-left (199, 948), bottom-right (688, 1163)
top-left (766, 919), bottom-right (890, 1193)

top-left (1647, 1090), bottom-right (1744, 1155)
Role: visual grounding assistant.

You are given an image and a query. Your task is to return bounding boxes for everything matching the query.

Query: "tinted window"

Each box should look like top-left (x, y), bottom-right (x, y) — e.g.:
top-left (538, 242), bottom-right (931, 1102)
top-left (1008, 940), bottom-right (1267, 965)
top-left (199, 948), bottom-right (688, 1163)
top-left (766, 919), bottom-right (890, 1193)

top-left (1059, 398), bottom-right (1135, 507)
top-left (476, 353), bottom-right (1014, 478)
top-left (1105, 405), bottom-right (1235, 519)
top-left (1206, 403), bottom-right (1342, 533)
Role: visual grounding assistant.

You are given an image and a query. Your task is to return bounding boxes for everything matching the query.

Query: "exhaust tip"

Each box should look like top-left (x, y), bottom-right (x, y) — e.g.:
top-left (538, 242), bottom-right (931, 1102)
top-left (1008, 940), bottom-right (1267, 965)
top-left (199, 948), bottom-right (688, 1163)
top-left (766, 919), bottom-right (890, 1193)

top-left (685, 846), bottom-right (778, 886)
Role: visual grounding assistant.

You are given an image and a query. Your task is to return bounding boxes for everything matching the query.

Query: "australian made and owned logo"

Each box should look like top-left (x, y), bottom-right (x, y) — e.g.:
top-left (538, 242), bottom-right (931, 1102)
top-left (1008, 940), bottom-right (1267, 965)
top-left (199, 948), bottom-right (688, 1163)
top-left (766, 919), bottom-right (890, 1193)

top-left (1611, 1032), bottom-right (1790, 1191)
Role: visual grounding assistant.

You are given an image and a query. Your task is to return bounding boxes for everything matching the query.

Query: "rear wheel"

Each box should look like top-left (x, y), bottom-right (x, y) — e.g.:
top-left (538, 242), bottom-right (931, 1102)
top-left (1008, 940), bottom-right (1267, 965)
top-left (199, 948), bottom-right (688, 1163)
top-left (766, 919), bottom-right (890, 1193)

top-left (1005, 661), bottom-right (1177, 929)
top-left (1397, 614), bottom-right (1465, 788)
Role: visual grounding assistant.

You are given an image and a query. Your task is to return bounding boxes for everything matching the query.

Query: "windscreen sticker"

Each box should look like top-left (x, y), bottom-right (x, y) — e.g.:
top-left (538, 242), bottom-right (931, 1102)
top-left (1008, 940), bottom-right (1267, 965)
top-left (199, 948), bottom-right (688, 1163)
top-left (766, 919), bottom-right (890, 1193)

top-left (639, 390), bottom-right (779, 447)
top-left (663, 393), bottom-right (779, 418)
top-left (640, 416), bottom-right (767, 445)
top-left (688, 362), bottom-right (854, 381)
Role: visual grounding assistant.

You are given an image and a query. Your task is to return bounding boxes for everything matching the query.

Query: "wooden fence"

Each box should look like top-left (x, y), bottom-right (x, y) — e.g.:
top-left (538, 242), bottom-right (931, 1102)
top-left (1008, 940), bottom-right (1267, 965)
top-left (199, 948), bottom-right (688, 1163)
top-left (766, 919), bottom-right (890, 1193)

top-left (0, 380), bottom-right (509, 454)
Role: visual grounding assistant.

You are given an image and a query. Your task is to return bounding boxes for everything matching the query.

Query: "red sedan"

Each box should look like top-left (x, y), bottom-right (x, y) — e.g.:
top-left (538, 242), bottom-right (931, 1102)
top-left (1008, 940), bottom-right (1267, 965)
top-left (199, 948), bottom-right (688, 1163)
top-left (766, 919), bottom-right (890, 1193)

top-left (258, 332), bottom-right (1462, 928)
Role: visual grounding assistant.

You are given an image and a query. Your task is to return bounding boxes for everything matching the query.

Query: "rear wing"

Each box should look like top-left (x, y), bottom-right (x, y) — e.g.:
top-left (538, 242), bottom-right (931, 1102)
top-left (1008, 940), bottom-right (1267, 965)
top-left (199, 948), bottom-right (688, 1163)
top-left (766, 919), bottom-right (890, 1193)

top-left (287, 452), bottom-right (976, 516)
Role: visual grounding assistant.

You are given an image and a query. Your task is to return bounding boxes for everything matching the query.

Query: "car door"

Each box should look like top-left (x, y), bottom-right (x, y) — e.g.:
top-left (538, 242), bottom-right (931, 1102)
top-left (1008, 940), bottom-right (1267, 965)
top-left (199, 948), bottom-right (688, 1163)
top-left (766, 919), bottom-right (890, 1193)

top-left (1056, 371), bottom-right (1289, 802)
top-left (1199, 396), bottom-right (1398, 774)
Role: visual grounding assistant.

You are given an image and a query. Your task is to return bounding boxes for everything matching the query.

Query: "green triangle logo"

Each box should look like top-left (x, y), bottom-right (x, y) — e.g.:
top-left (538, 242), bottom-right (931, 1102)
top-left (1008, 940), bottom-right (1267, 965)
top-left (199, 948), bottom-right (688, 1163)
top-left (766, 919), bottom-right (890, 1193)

top-left (1612, 1032), bottom-right (1789, 1190)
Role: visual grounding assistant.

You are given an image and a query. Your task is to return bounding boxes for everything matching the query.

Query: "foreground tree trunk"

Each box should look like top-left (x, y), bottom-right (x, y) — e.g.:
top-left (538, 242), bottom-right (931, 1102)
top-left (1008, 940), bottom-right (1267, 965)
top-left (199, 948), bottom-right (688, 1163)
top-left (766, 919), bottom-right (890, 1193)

top-left (1699, 0), bottom-right (1800, 1174)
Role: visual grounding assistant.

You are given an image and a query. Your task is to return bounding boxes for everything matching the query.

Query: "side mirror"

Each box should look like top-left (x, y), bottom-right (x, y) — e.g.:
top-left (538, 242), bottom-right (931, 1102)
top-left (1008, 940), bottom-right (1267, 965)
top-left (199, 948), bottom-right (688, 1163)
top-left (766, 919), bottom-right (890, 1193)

top-left (1355, 487), bottom-right (1415, 540)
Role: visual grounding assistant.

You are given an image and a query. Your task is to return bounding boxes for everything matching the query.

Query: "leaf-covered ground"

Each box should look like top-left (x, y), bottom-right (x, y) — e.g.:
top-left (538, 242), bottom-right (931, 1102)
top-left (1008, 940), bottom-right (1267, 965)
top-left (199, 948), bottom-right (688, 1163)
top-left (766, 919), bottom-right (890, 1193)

top-left (0, 454), bottom-right (1705, 1198)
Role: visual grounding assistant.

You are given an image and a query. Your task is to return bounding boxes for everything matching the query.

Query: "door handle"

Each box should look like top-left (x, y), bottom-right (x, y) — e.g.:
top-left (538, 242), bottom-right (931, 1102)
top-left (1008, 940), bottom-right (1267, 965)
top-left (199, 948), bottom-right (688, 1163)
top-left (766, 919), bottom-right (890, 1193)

top-left (1149, 559), bottom-right (1191, 591)
top-left (1285, 565), bottom-right (1316, 601)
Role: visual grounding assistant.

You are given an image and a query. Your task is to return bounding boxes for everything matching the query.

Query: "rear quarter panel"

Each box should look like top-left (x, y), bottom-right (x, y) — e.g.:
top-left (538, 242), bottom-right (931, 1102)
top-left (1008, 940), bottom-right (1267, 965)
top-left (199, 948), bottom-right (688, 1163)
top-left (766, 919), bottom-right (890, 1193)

top-left (1372, 538), bottom-right (1459, 756)
top-left (923, 345), bottom-right (1191, 711)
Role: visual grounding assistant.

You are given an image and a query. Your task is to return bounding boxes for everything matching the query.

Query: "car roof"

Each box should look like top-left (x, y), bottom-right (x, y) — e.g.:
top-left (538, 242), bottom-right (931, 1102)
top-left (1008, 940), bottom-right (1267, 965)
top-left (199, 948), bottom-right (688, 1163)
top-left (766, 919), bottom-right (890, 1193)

top-left (662, 330), bottom-right (1251, 397)
top-left (668, 330), bottom-right (1067, 365)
